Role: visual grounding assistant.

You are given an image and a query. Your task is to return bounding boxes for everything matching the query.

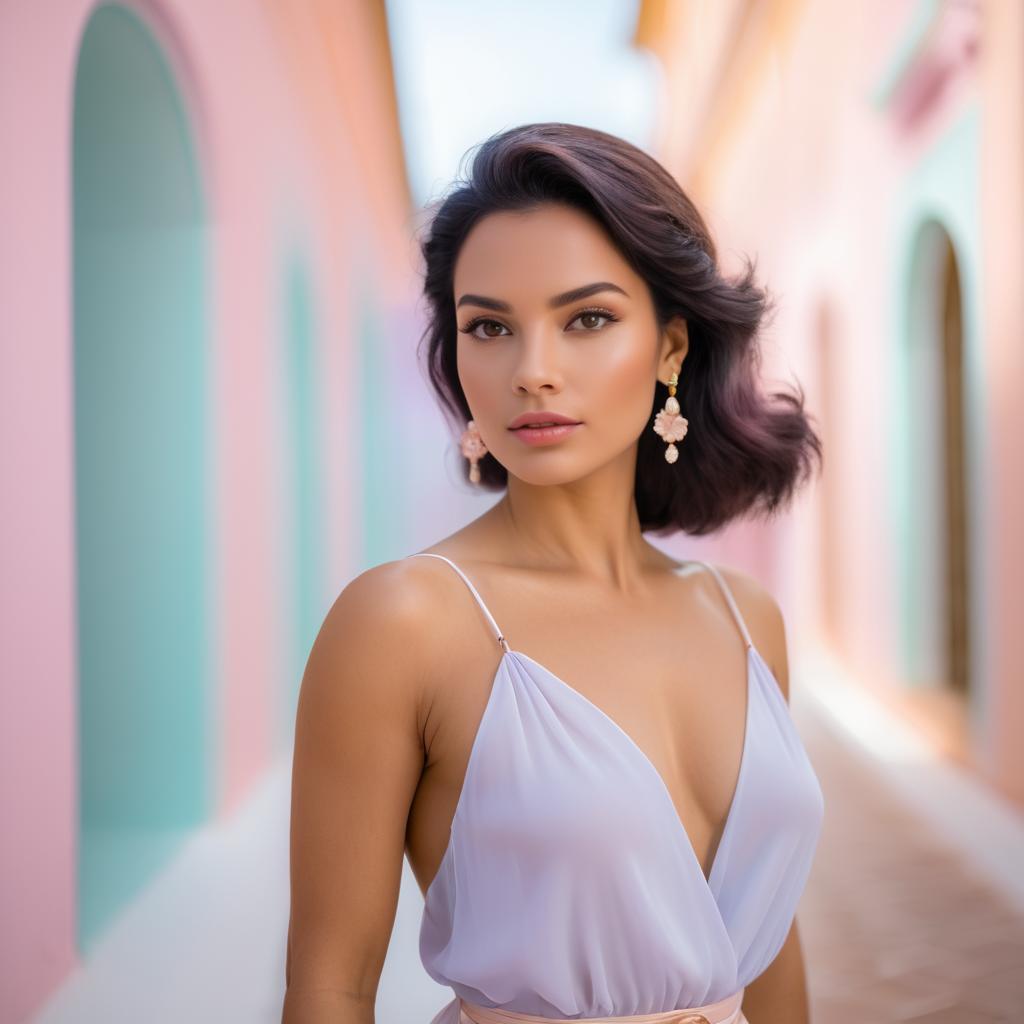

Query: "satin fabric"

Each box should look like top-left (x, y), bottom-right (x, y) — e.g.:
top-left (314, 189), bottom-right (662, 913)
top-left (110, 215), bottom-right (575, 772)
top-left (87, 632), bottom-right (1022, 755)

top-left (437, 987), bottom-right (748, 1024)
top-left (410, 553), bottom-right (823, 1021)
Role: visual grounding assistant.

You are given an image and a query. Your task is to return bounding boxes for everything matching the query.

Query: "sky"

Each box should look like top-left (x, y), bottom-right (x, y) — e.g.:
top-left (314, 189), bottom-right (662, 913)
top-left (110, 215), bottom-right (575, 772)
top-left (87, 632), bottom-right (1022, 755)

top-left (384, 0), bottom-right (662, 209)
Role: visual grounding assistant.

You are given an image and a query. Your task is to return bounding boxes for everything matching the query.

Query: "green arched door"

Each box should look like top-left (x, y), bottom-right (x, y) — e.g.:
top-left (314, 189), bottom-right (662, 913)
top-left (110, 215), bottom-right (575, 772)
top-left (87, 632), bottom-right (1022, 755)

top-left (73, 4), bottom-right (212, 952)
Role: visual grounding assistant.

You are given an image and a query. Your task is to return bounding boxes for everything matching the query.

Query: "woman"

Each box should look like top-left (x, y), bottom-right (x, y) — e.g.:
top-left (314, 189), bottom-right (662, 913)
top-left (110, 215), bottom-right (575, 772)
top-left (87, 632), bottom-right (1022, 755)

top-left (283, 123), bottom-right (825, 1024)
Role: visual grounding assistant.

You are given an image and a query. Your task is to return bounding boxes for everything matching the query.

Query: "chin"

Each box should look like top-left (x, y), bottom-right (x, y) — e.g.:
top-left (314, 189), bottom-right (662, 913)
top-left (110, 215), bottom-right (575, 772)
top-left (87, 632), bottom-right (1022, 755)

top-left (503, 460), bottom-right (595, 487)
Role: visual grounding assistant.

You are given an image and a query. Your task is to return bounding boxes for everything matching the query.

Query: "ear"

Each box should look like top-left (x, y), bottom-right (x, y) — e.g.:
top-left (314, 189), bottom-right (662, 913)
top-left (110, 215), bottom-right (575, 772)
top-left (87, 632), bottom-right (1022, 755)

top-left (657, 315), bottom-right (689, 380)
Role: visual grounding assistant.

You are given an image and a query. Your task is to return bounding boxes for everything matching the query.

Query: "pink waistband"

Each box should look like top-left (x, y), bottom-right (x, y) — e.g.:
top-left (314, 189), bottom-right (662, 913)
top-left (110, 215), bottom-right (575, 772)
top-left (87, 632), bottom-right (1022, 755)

top-left (456, 987), bottom-right (746, 1024)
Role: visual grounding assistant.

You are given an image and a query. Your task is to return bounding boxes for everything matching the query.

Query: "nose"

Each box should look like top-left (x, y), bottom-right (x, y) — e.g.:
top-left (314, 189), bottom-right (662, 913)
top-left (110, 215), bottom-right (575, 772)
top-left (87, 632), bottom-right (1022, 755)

top-left (509, 331), bottom-right (565, 395)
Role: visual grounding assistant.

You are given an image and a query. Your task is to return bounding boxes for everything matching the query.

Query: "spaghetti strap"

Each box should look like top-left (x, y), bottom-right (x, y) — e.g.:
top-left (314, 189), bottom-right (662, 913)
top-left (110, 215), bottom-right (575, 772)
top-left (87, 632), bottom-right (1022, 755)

top-left (407, 552), bottom-right (510, 652)
top-left (687, 560), bottom-right (753, 650)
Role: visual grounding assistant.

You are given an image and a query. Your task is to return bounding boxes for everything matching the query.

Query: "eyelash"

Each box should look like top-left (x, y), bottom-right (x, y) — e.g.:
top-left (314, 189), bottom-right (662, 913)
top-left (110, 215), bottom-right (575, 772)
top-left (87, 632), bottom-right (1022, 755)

top-left (458, 306), bottom-right (620, 340)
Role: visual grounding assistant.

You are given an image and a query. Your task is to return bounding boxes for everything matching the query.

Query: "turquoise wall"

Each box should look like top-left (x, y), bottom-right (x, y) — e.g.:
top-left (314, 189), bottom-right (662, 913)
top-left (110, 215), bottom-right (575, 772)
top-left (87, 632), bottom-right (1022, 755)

top-left (280, 247), bottom-right (326, 740)
top-left (356, 274), bottom-right (406, 569)
top-left (73, 4), bottom-right (212, 951)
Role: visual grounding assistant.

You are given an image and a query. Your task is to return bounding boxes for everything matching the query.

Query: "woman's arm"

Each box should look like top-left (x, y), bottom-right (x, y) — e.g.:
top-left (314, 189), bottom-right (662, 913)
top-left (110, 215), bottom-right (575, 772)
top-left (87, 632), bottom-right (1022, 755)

top-left (282, 564), bottom-right (430, 1023)
top-left (739, 918), bottom-right (811, 1024)
top-left (720, 568), bottom-right (814, 1024)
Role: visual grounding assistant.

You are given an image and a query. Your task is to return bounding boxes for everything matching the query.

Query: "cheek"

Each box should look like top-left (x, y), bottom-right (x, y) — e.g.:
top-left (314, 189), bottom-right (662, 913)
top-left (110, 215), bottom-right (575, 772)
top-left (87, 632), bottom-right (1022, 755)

top-left (456, 345), bottom-right (496, 410)
top-left (578, 338), bottom-right (656, 432)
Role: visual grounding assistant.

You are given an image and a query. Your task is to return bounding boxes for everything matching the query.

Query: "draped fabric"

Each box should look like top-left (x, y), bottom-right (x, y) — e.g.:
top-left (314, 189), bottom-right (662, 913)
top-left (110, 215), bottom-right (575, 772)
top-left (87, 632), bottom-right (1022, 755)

top-left (409, 553), bottom-right (824, 1021)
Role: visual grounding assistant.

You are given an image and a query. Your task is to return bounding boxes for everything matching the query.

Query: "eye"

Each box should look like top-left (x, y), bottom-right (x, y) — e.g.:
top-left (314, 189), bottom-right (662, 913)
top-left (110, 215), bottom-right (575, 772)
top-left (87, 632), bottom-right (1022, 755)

top-left (457, 306), bottom-right (620, 341)
top-left (459, 317), bottom-right (511, 340)
top-left (567, 306), bottom-right (619, 331)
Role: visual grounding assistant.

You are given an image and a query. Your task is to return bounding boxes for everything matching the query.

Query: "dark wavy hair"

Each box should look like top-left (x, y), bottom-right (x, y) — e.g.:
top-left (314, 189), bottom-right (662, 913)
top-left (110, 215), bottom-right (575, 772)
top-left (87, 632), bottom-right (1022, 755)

top-left (415, 122), bottom-right (822, 536)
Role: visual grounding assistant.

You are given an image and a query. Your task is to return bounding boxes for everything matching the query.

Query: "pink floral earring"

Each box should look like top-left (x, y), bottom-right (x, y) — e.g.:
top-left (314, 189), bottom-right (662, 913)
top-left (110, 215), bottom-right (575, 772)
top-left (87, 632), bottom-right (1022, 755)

top-left (460, 419), bottom-right (488, 484)
top-left (652, 370), bottom-right (688, 464)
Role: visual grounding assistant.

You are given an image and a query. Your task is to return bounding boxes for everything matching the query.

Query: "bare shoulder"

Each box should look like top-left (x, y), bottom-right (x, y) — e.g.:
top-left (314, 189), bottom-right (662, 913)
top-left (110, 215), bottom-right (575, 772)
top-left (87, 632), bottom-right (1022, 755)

top-left (321, 556), bottom-right (448, 648)
top-left (285, 555), bottom-right (457, 1006)
top-left (710, 564), bottom-right (790, 703)
top-left (307, 555), bottom-right (460, 712)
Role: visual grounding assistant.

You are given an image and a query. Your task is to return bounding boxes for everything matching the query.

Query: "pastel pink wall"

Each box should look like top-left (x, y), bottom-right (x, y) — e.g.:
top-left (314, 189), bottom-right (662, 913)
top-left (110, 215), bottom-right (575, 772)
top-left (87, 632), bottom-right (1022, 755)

top-left (979, 0), bottom-right (1024, 803)
top-left (0, 1), bottom-right (417, 1019)
top-left (638, 0), bottom-right (1023, 803)
top-left (3, 5), bottom-right (97, 1012)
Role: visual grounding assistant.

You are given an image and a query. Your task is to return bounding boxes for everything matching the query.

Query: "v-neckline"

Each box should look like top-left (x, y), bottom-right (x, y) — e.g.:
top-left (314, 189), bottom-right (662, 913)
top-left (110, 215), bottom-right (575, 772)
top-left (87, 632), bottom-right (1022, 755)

top-left (503, 645), bottom-right (756, 892)
top-left (416, 553), bottom-right (767, 904)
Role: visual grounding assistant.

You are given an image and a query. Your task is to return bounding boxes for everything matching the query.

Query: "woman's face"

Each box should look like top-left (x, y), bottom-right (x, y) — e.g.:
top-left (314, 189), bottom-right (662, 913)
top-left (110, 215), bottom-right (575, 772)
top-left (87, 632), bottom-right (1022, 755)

top-left (452, 202), bottom-right (687, 486)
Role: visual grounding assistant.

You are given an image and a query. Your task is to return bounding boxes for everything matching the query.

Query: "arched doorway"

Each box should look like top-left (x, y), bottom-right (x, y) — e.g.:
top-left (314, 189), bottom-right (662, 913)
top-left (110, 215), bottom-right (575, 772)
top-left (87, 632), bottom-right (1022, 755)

top-left (73, 3), bottom-right (211, 951)
top-left (899, 219), bottom-right (971, 695)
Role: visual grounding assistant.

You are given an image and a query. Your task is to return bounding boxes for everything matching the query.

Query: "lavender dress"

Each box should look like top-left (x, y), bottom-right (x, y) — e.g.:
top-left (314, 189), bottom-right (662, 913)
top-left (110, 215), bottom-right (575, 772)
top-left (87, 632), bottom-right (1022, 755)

top-left (408, 554), bottom-right (824, 1022)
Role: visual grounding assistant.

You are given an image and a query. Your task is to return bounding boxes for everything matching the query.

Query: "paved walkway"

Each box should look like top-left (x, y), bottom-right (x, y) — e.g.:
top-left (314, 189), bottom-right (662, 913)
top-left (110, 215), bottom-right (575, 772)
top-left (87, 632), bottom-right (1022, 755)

top-left (29, 649), bottom-right (1024, 1023)
top-left (794, 649), bottom-right (1024, 1023)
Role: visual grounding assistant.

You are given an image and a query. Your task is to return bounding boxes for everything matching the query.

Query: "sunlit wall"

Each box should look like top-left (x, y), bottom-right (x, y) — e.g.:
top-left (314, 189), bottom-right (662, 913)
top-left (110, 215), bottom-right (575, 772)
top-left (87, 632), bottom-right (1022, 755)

top-left (0, 0), bottom-right (423, 1018)
top-left (635, 0), bottom-right (1023, 803)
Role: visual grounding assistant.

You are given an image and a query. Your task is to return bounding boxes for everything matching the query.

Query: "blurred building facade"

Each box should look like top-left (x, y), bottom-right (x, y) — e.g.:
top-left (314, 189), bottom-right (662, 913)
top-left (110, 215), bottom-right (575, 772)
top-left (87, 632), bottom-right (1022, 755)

top-left (0, 1), bottom-right (428, 1019)
top-left (5, 0), bottom-right (1023, 1020)
top-left (635, 0), bottom-right (1022, 805)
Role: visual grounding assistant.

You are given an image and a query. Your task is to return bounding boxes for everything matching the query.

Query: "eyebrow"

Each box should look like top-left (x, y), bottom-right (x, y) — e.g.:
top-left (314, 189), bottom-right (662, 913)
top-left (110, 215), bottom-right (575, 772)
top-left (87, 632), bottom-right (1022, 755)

top-left (455, 281), bottom-right (629, 312)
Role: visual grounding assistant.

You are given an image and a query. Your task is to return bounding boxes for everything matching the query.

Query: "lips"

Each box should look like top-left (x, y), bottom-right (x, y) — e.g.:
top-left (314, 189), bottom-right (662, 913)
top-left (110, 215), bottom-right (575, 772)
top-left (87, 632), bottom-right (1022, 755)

top-left (513, 421), bottom-right (574, 429)
top-left (508, 412), bottom-right (582, 430)
top-left (509, 420), bottom-right (582, 447)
